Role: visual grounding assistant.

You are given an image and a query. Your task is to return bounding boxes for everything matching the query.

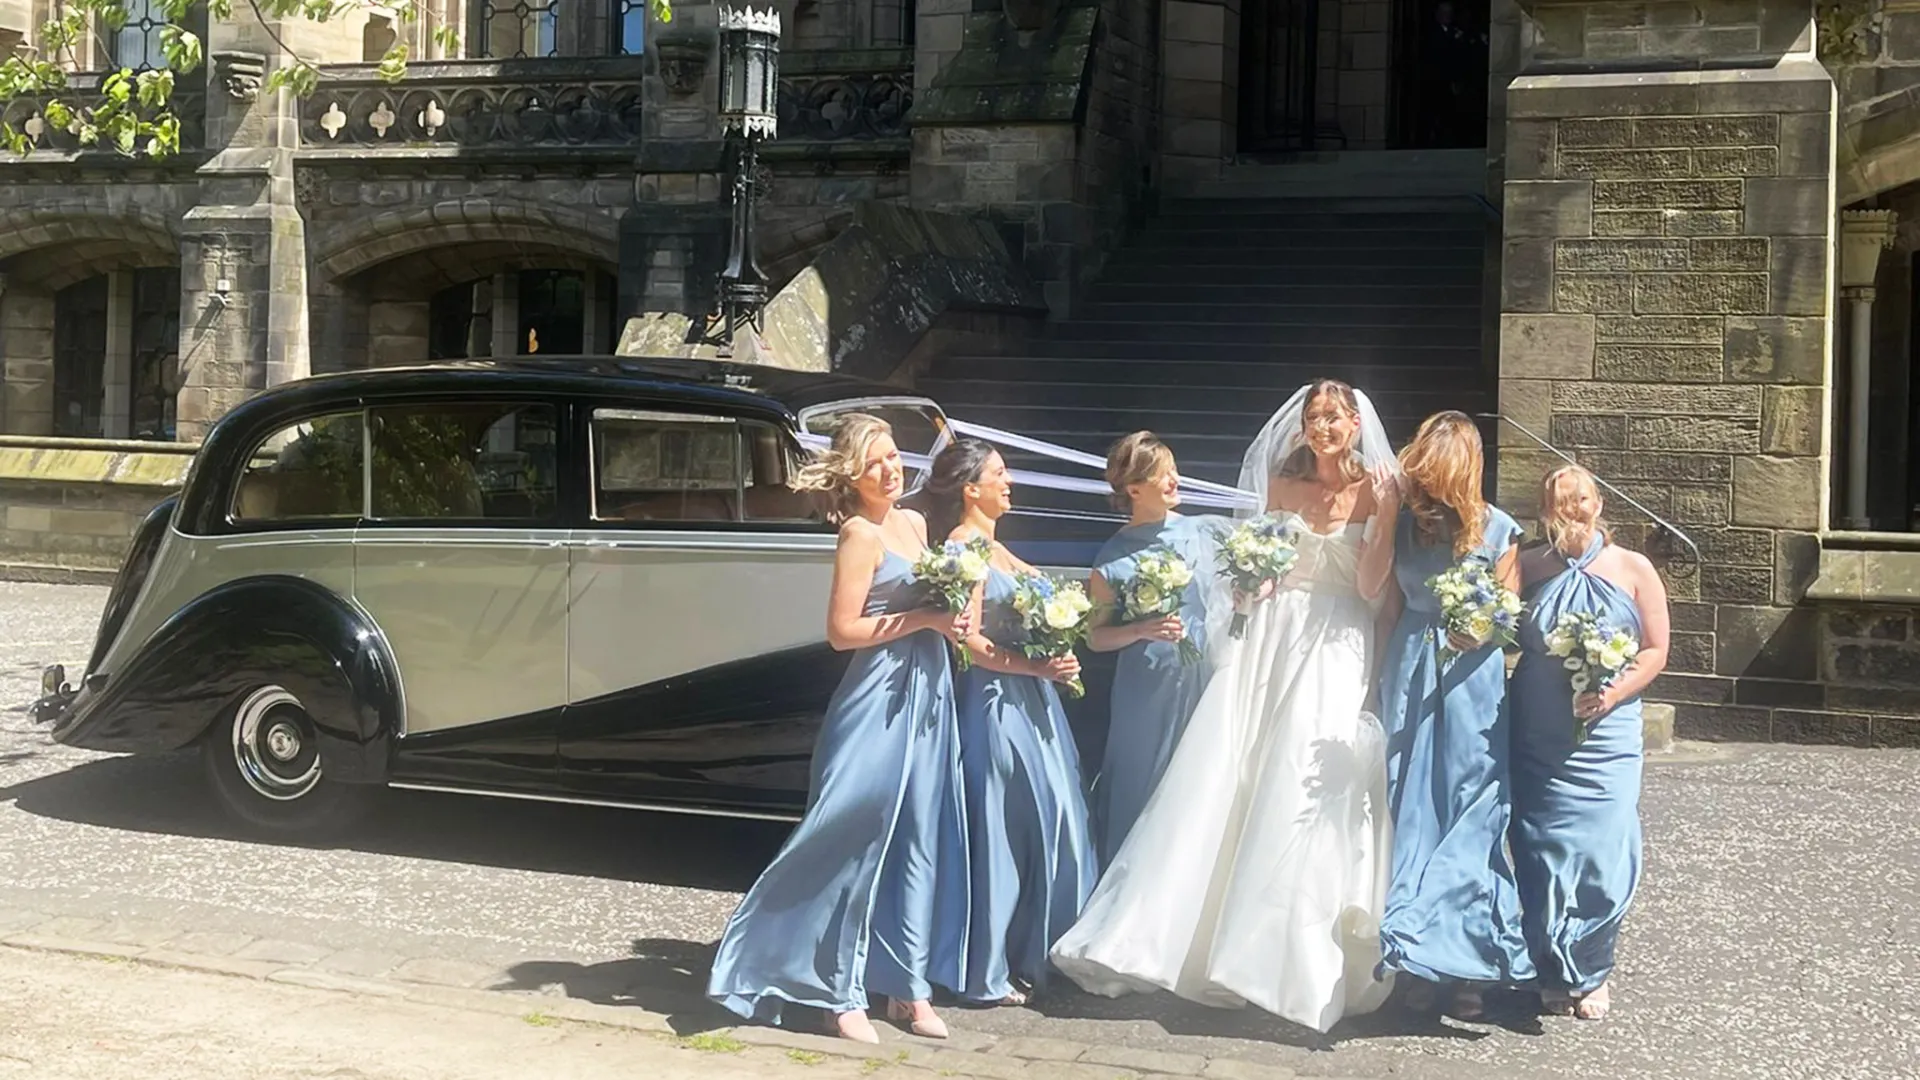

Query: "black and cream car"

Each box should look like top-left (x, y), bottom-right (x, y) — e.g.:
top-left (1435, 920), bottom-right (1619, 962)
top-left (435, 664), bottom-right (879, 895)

top-left (35, 357), bottom-right (1104, 837)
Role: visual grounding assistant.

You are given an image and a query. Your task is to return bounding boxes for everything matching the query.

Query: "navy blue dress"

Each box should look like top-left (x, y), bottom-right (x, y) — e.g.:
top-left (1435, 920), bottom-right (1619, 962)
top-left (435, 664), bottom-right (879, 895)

top-left (708, 550), bottom-right (970, 1022)
top-left (957, 567), bottom-right (1100, 1002)
top-left (1375, 507), bottom-right (1535, 986)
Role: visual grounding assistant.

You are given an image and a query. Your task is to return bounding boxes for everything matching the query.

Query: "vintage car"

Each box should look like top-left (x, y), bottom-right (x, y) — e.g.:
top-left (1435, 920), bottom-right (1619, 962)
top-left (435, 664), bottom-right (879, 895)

top-left (33, 357), bottom-right (1117, 838)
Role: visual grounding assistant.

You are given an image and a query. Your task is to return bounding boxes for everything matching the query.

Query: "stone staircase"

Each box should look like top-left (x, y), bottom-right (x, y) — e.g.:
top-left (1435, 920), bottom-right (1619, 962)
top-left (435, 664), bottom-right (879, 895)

top-left (922, 153), bottom-right (1498, 510)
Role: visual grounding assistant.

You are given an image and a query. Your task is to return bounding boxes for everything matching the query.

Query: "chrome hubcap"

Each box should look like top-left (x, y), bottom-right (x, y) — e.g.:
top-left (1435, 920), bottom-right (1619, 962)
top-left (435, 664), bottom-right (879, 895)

top-left (231, 686), bottom-right (321, 802)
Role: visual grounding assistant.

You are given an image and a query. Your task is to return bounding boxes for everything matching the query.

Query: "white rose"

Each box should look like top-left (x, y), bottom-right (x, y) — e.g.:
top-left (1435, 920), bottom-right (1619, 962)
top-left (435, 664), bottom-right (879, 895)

top-left (1599, 644), bottom-right (1628, 670)
top-left (957, 551), bottom-right (989, 581)
top-left (1466, 612), bottom-right (1494, 642)
top-left (1043, 597), bottom-right (1079, 630)
top-left (1500, 591), bottom-right (1523, 615)
top-left (1546, 635), bottom-right (1573, 658)
top-left (1164, 564), bottom-right (1193, 589)
top-left (1135, 583), bottom-right (1163, 610)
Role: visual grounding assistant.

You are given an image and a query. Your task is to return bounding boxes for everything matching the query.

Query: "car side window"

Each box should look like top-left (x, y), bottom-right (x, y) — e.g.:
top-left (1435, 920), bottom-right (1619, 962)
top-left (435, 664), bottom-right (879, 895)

top-left (591, 408), bottom-right (819, 525)
top-left (368, 402), bottom-right (558, 521)
top-left (230, 411), bottom-right (366, 524)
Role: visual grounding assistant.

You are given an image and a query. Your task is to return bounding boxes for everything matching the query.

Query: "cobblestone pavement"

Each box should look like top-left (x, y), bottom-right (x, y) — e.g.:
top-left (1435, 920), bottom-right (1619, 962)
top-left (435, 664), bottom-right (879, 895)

top-left (1, 580), bottom-right (1913, 1080)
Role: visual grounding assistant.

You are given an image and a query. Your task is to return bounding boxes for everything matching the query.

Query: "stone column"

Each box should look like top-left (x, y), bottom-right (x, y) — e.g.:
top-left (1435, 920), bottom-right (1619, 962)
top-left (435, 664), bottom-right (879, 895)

top-left (175, 34), bottom-right (315, 442)
top-left (101, 271), bottom-right (133, 439)
top-left (0, 281), bottom-right (54, 435)
top-left (1499, 43), bottom-right (1836, 736)
top-left (1160, 0), bottom-right (1241, 188)
top-left (1838, 209), bottom-right (1897, 529)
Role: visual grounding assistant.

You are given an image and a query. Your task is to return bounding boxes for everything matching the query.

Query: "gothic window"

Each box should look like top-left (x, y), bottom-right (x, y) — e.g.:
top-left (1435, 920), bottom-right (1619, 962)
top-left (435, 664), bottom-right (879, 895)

top-left (476, 0), bottom-right (560, 58)
top-left (52, 276), bottom-right (109, 438)
top-left (613, 0), bottom-right (645, 54)
top-left (428, 281), bottom-right (492, 360)
top-left (128, 267), bottom-right (180, 440)
top-left (110, 0), bottom-right (171, 71)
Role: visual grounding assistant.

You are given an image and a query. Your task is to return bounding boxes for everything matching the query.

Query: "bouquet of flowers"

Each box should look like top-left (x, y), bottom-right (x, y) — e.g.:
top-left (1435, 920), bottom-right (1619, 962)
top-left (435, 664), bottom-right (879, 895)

top-left (1544, 611), bottom-right (1640, 744)
top-left (912, 536), bottom-right (994, 669)
top-left (1118, 547), bottom-right (1202, 664)
top-left (1010, 572), bottom-right (1096, 698)
top-left (1427, 560), bottom-right (1523, 665)
top-left (1215, 514), bottom-right (1302, 638)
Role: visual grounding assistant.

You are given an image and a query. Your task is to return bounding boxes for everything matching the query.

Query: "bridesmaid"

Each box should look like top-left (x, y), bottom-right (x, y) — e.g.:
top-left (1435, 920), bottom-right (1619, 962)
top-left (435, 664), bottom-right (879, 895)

top-left (1511, 465), bottom-right (1669, 1021)
top-left (1374, 411), bottom-right (1535, 1016)
top-left (921, 439), bottom-right (1100, 1007)
top-left (1085, 431), bottom-right (1218, 865)
top-left (707, 413), bottom-right (972, 1044)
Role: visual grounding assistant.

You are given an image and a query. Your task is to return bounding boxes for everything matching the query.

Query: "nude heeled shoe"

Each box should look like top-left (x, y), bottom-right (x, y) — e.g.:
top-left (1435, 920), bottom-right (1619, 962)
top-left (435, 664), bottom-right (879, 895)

top-left (886, 998), bottom-right (949, 1039)
top-left (831, 1010), bottom-right (881, 1044)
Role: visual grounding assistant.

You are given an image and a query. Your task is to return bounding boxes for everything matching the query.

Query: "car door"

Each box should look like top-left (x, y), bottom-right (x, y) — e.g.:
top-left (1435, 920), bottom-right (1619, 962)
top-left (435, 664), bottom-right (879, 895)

top-left (352, 397), bottom-right (572, 793)
top-left (559, 402), bottom-right (841, 816)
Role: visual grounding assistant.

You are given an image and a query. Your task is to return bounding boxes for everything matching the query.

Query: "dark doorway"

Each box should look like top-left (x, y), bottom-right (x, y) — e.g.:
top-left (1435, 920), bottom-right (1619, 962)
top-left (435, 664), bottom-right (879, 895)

top-left (1238, 0), bottom-right (1339, 152)
top-left (1393, 0), bottom-right (1490, 149)
top-left (52, 275), bottom-right (110, 438)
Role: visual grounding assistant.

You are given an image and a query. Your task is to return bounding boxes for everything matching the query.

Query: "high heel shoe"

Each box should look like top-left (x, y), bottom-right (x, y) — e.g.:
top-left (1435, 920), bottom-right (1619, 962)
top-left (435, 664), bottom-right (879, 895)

top-left (830, 1009), bottom-right (880, 1044)
top-left (886, 998), bottom-right (949, 1039)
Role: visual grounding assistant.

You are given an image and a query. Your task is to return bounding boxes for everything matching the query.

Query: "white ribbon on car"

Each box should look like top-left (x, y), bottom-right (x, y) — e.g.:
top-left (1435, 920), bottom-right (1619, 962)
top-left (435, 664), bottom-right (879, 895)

top-left (793, 418), bottom-right (1260, 515)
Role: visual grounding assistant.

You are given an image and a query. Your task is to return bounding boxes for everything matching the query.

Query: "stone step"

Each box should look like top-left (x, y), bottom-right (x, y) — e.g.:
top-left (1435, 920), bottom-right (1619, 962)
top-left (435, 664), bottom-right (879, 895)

top-left (1047, 320), bottom-right (1485, 346)
top-left (1072, 301), bottom-right (1483, 328)
top-left (1128, 228), bottom-right (1485, 251)
top-left (930, 355), bottom-right (1485, 385)
top-left (1093, 264), bottom-right (1485, 288)
top-left (1005, 338), bottom-right (1487, 362)
top-left (1086, 282), bottom-right (1485, 306)
top-left (931, 401), bottom-right (1471, 438)
top-left (1225, 148), bottom-right (1488, 176)
top-left (1098, 246), bottom-right (1485, 269)
top-left (922, 378), bottom-right (1469, 413)
top-left (1157, 195), bottom-right (1490, 217)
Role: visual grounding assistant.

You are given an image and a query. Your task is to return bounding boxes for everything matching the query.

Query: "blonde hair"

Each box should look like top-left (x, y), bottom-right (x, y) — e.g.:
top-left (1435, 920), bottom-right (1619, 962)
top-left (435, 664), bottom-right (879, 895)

top-left (791, 413), bottom-right (893, 524)
top-left (1399, 411), bottom-right (1487, 557)
top-left (1106, 431), bottom-right (1176, 512)
top-left (1275, 379), bottom-right (1367, 484)
top-left (1541, 464), bottom-right (1612, 558)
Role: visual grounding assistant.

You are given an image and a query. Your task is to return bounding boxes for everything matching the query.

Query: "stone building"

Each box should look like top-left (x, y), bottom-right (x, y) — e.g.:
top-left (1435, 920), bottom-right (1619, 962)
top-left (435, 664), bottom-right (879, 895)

top-left (2, 0), bottom-right (1920, 745)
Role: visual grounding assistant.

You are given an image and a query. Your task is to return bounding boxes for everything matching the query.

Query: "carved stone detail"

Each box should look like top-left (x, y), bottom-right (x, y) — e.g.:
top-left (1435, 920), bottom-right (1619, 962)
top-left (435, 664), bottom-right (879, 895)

top-left (215, 50), bottom-right (267, 102)
top-left (298, 66), bottom-right (647, 149)
top-left (655, 35), bottom-right (713, 97)
top-left (777, 71), bottom-right (911, 142)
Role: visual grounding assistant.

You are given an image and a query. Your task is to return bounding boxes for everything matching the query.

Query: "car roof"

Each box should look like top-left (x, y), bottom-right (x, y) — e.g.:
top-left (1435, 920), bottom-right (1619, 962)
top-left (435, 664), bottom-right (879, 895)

top-left (273, 355), bottom-right (928, 417)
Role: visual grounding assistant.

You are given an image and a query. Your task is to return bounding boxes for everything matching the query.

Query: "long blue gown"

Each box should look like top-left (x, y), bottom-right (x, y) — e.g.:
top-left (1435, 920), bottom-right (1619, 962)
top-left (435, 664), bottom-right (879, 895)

top-left (1091, 512), bottom-right (1219, 865)
top-left (1510, 536), bottom-right (1645, 995)
top-left (708, 550), bottom-right (970, 1023)
top-left (956, 567), bottom-right (1101, 1002)
top-left (1376, 507), bottom-right (1536, 986)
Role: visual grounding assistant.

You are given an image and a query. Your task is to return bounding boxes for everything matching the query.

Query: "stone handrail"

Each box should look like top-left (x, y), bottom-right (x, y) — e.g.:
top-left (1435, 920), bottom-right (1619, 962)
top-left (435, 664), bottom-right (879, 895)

top-left (297, 57), bottom-right (645, 154)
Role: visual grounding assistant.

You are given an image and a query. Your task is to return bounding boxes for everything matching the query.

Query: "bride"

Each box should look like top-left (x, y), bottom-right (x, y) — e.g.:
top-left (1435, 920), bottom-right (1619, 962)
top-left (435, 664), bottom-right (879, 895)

top-left (1049, 379), bottom-right (1401, 1034)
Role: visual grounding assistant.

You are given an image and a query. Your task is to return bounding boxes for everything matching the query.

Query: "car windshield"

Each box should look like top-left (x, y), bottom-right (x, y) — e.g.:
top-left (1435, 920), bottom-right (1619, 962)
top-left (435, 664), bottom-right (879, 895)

top-left (798, 399), bottom-right (947, 492)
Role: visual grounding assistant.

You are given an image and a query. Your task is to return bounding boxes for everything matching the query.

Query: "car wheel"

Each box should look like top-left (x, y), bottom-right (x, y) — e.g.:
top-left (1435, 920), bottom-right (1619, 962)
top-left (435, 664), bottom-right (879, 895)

top-left (202, 684), bottom-right (373, 840)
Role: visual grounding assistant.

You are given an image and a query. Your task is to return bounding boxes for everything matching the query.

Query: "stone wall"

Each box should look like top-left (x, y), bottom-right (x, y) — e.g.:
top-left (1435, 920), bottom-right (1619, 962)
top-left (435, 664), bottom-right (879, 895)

top-left (1498, 49), bottom-right (1849, 742)
top-left (0, 437), bottom-right (191, 580)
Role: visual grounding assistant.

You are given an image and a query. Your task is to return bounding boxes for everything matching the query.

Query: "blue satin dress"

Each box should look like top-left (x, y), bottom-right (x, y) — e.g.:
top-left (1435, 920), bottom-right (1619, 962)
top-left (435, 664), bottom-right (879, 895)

top-left (1091, 512), bottom-right (1219, 865)
top-left (957, 567), bottom-right (1100, 1002)
top-left (1510, 537), bottom-right (1645, 995)
top-left (708, 550), bottom-right (970, 1023)
top-left (1376, 507), bottom-right (1536, 986)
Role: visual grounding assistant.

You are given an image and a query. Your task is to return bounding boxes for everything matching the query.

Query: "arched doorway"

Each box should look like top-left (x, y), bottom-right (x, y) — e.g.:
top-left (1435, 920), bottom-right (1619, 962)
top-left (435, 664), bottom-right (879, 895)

top-left (1235, 0), bottom-right (1489, 153)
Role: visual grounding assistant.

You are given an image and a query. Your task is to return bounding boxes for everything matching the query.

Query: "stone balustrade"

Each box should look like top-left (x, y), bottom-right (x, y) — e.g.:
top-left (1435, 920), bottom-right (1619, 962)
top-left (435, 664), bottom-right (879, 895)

top-left (0, 71), bottom-right (207, 159)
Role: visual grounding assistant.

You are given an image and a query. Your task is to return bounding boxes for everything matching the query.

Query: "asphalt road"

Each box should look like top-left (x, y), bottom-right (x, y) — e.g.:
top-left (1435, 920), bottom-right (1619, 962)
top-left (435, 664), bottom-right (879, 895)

top-left (2, 580), bottom-right (1913, 1080)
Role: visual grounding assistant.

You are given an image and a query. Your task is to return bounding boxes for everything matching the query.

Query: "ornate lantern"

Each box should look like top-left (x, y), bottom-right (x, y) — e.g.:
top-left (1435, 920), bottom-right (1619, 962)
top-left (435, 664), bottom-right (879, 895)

top-left (716, 6), bottom-right (780, 139)
top-left (710, 6), bottom-right (781, 345)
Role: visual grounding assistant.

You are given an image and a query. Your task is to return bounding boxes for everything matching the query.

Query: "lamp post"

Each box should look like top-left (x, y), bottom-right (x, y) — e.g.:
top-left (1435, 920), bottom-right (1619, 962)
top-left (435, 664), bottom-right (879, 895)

top-left (711, 5), bottom-right (781, 347)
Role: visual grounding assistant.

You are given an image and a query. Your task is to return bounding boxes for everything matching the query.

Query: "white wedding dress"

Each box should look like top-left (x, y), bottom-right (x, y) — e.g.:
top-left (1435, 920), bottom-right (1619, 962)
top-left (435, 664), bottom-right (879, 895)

top-left (1049, 512), bottom-right (1396, 1034)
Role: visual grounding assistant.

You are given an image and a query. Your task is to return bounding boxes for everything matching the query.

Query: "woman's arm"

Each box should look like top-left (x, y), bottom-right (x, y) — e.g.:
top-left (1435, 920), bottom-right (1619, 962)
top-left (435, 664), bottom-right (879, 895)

top-left (1495, 541), bottom-right (1521, 595)
top-left (824, 524), bottom-right (954, 651)
top-left (1354, 466), bottom-right (1401, 602)
top-left (1581, 550), bottom-right (1671, 712)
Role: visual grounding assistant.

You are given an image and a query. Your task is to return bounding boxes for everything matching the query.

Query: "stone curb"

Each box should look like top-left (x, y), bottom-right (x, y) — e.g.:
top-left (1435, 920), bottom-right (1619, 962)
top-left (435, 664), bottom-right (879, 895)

top-left (0, 916), bottom-right (1309, 1080)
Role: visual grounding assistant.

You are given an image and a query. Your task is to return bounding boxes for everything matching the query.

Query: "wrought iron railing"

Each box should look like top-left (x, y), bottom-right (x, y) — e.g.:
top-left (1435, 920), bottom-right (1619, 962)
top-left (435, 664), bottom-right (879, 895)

top-left (0, 71), bottom-right (207, 156)
top-left (297, 58), bottom-right (643, 152)
top-left (1480, 411), bottom-right (1703, 564)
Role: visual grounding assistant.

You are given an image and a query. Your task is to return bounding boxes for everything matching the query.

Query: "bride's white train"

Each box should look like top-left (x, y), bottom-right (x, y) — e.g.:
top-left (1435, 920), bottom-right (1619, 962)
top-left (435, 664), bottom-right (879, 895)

top-left (1048, 382), bottom-right (1400, 1034)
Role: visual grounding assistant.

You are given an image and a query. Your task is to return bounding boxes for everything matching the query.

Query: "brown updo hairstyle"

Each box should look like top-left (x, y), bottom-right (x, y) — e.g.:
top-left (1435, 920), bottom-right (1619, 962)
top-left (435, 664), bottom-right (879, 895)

top-left (1105, 431), bottom-right (1176, 513)
top-left (1399, 410), bottom-right (1487, 557)
top-left (1540, 464), bottom-right (1612, 558)
top-left (790, 412), bottom-right (894, 525)
top-left (915, 438), bottom-right (999, 545)
top-left (1273, 378), bottom-right (1367, 485)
